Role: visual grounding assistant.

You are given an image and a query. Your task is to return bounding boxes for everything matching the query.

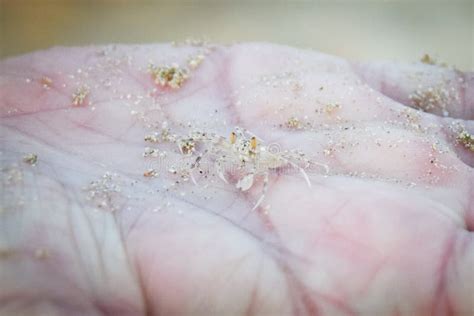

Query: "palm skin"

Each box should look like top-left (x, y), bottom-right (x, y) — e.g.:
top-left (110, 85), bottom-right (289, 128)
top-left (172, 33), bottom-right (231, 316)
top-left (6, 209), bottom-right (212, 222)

top-left (0, 43), bottom-right (473, 315)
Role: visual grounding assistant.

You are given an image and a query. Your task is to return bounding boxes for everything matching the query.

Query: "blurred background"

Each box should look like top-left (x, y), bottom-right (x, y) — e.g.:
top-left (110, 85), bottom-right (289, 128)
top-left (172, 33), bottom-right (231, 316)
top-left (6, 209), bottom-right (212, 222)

top-left (0, 0), bottom-right (472, 70)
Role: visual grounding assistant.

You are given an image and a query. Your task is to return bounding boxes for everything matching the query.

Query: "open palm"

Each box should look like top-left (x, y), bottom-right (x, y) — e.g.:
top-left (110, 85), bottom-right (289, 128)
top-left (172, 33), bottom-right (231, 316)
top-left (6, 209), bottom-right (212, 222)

top-left (1, 43), bottom-right (473, 315)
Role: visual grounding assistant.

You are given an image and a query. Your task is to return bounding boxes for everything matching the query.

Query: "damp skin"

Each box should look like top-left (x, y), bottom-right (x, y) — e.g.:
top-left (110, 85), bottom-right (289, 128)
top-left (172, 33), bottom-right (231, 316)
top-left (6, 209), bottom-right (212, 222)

top-left (0, 42), bottom-right (473, 315)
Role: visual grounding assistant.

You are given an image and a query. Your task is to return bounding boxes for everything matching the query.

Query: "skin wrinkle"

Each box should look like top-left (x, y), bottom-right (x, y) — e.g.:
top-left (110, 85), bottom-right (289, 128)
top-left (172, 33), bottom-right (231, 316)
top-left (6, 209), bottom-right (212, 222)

top-left (212, 49), bottom-right (243, 128)
top-left (1, 104), bottom-right (67, 118)
top-left (1, 124), bottom-right (63, 156)
top-left (431, 234), bottom-right (457, 315)
top-left (65, 188), bottom-right (98, 306)
top-left (32, 76), bottom-right (73, 112)
top-left (75, 107), bottom-right (139, 141)
top-left (454, 232), bottom-right (474, 314)
top-left (311, 215), bottom-right (385, 300)
top-left (171, 194), bottom-right (265, 242)
top-left (244, 279), bottom-right (259, 316)
top-left (278, 262), bottom-right (337, 316)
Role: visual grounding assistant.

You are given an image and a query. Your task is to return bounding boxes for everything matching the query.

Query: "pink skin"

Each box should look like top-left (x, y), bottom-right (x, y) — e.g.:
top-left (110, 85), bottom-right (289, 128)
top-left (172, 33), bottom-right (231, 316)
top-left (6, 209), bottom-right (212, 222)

top-left (0, 43), bottom-right (473, 315)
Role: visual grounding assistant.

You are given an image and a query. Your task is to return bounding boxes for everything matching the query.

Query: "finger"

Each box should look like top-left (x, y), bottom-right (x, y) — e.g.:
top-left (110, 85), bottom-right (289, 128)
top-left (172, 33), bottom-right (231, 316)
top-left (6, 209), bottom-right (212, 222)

top-left (352, 60), bottom-right (474, 120)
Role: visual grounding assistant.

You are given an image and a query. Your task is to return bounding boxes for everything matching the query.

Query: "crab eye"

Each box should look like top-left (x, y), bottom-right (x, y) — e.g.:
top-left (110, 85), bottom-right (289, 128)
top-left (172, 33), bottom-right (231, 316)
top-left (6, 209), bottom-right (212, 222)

top-left (230, 132), bottom-right (237, 144)
top-left (250, 137), bottom-right (257, 150)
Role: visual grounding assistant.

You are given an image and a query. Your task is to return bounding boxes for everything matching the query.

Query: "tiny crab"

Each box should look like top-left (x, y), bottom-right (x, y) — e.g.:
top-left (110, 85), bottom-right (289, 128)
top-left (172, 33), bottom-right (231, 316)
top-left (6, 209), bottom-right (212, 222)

top-left (186, 127), bottom-right (328, 210)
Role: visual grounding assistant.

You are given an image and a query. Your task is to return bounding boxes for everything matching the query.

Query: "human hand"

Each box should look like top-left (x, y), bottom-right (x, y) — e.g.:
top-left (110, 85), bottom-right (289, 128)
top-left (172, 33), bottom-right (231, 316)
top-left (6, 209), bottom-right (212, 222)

top-left (1, 43), bottom-right (473, 315)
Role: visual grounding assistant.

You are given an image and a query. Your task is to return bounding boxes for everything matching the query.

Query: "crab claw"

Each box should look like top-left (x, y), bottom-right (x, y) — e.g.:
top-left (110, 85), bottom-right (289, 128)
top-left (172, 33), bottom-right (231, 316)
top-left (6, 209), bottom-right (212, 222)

top-left (236, 173), bottom-right (254, 191)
